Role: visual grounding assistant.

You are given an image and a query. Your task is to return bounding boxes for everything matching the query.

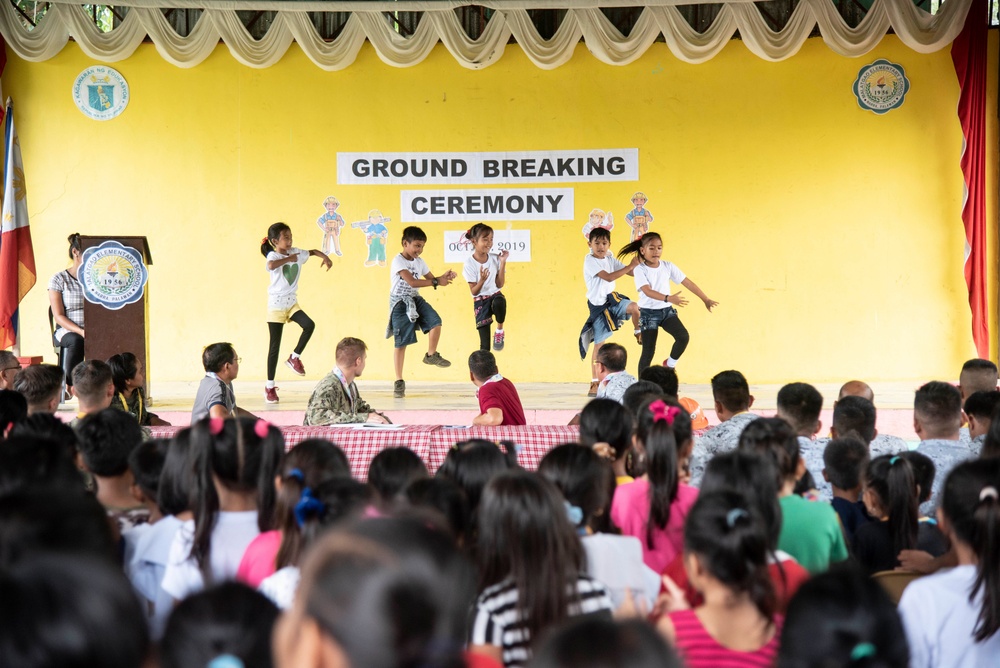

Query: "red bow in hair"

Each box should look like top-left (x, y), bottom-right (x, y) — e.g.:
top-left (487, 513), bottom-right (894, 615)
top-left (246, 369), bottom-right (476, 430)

top-left (649, 399), bottom-right (680, 425)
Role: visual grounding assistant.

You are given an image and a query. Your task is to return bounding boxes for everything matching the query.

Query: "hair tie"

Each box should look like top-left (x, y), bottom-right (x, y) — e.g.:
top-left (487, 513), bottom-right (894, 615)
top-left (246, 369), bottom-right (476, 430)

top-left (254, 419), bottom-right (270, 439)
top-left (294, 487), bottom-right (327, 528)
top-left (207, 656), bottom-right (245, 668)
top-left (849, 642), bottom-right (876, 662)
top-left (287, 468), bottom-right (305, 483)
top-left (725, 508), bottom-right (749, 528)
top-left (980, 486), bottom-right (999, 502)
top-left (890, 456), bottom-right (900, 465)
top-left (209, 417), bottom-right (225, 435)
top-left (649, 399), bottom-right (680, 425)
top-left (563, 500), bottom-right (584, 527)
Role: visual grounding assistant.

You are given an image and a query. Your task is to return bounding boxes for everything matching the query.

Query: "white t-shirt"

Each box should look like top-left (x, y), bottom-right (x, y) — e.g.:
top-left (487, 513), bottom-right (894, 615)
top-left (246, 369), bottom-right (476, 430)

top-left (633, 261), bottom-right (686, 310)
top-left (259, 565), bottom-right (301, 610)
top-left (583, 254), bottom-right (627, 306)
top-left (582, 533), bottom-right (661, 610)
top-left (124, 515), bottom-right (183, 639)
top-left (390, 253), bottom-right (430, 298)
top-left (463, 254), bottom-right (502, 299)
top-left (899, 564), bottom-right (1000, 668)
top-left (160, 511), bottom-right (260, 600)
top-left (266, 248), bottom-right (309, 309)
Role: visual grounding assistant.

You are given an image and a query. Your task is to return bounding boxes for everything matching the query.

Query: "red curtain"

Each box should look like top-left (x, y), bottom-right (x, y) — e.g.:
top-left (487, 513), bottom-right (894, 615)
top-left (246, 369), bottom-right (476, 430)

top-left (952, 0), bottom-right (990, 359)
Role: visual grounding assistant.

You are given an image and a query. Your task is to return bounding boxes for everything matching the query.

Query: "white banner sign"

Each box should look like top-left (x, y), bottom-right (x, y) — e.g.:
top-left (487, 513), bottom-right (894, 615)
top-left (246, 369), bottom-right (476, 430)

top-left (401, 188), bottom-right (573, 222)
top-left (339, 149), bottom-right (638, 185)
top-left (444, 230), bottom-right (531, 264)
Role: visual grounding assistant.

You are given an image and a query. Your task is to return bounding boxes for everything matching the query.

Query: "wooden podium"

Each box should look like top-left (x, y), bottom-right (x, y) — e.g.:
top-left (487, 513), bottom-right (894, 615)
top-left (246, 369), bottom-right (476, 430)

top-left (79, 236), bottom-right (153, 396)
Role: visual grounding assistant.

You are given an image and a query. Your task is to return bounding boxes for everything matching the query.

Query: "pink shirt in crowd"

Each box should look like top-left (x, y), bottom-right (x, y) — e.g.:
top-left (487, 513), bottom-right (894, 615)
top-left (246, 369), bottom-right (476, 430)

top-left (610, 478), bottom-right (698, 572)
top-left (236, 530), bottom-right (282, 587)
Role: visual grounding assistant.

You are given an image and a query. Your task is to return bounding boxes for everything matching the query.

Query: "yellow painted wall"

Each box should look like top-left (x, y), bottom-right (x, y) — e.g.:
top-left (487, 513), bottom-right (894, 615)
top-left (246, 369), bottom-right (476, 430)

top-left (3, 33), bottom-right (996, 386)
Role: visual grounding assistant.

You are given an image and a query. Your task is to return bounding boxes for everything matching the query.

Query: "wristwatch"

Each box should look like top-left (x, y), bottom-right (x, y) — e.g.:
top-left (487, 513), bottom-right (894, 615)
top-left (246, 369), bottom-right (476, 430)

top-left (432, 277), bottom-right (440, 290)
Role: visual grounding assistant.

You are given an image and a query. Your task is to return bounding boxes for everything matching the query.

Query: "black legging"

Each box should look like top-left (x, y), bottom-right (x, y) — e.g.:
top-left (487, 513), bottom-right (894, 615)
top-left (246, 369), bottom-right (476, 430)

top-left (57, 332), bottom-right (84, 387)
top-left (477, 294), bottom-right (508, 351)
top-left (637, 317), bottom-right (689, 375)
top-left (267, 311), bottom-right (315, 381)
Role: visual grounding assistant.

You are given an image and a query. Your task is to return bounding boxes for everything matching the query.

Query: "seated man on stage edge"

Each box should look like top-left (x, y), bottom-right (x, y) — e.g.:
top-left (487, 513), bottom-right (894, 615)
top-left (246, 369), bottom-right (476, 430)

top-left (305, 337), bottom-right (390, 425)
top-left (469, 350), bottom-right (526, 427)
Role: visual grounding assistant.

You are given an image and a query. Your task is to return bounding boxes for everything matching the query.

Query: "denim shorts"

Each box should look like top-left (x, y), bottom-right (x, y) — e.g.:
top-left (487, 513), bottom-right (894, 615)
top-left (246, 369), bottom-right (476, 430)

top-left (391, 296), bottom-right (442, 348)
top-left (593, 297), bottom-right (634, 344)
top-left (639, 306), bottom-right (677, 331)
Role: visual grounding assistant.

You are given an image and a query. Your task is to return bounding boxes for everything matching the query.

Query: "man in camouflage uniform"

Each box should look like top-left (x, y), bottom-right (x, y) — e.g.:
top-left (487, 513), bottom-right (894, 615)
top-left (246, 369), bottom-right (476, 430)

top-left (304, 337), bottom-right (390, 426)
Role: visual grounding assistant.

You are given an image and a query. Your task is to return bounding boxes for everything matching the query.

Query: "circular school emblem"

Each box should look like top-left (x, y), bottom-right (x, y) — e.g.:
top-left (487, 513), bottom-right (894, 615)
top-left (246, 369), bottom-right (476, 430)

top-left (72, 66), bottom-right (129, 121)
top-left (853, 60), bottom-right (909, 115)
top-left (80, 241), bottom-right (148, 310)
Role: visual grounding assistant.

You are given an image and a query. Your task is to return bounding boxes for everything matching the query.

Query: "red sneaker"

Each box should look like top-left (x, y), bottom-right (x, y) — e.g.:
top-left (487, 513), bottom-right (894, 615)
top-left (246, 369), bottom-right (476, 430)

top-left (286, 355), bottom-right (306, 376)
top-left (264, 386), bottom-right (280, 403)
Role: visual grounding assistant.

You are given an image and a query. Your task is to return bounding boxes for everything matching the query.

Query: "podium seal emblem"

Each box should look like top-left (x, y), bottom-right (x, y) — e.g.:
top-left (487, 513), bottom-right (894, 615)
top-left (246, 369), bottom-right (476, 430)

top-left (853, 60), bottom-right (909, 115)
top-left (80, 241), bottom-right (148, 310)
top-left (72, 66), bottom-right (130, 121)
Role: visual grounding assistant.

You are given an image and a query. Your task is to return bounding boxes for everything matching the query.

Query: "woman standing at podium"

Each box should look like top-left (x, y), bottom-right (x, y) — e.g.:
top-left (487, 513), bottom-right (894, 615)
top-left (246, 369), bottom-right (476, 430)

top-left (48, 233), bottom-right (85, 398)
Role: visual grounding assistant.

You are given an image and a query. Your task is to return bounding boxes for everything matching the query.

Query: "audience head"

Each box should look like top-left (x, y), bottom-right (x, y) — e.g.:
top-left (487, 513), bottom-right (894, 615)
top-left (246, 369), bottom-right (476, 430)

top-left (683, 490), bottom-right (776, 624)
top-left (595, 343), bottom-right (627, 377)
top-left (822, 437), bottom-right (869, 493)
top-left (0, 436), bottom-right (82, 497)
top-left (739, 417), bottom-right (802, 488)
top-left (863, 455), bottom-right (918, 556)
top-left (161, 582), bottom-right (279, 668)
top-left (128, 438), bottom-right (169, 511)
top-left (530, 617), bottom-right (681, 668)
top-left (578, 398), bottom-right (633, 464)
top-left (0, 554), bottom-right (149, 668)
top-left (937, 458), bottom-right (1000, 642)
top-left (897, 451), bottom-right (935, 505)
top-left (960, 358), bottom-right (998, 401)
top-left (635, 398), bottom-right (692, 549)
top-left (13, 364), bottom-right (64, 415)
top-left (913, 381), bottom-right (963, 440)
top-left (700, 450), bottom-right (782, 549)
top-left (468, 350), bottom-right (499, 384)
top-left (436, 439), bottom-right (518, 520)
top-left (334, 337), bottom-right (368, 373)
top-left (8, 413), bottom-right (78, 459)
top-left (983, 402), bottom-right (1000, 459)
top-left (831, 395), bottom-right (877, 445)
top-left (367, 447), bottom-right (427, 507)
top-left (0, 350), bottom-right (19, 390)
top-left (711, 370), bottom-right (752, 419)
top-left (776, 382), bottom-right (823, 438)
top-left (159, 428), bottom-right (195, 517)
top-left (838, 380), bottom-right (875, 403)
top-left (778, 564), bottom-right (909, 668)
top-left (202, 342), bottom-right (239, 378)
top-left (71, 360), bottom-right (114, 412)
top-left (539, 443), bottom-right (616, 535)
top-left (0, 389), bottom-right (26, 433)
top-left (106, 352), bottom-right (144, 396)
top-left (638, 365), bottom-right (678, 397)
top-left (965, 390), bottom-right (1000, 440)
top-left (621, 380), bottom-right (662, 419)
top-left (76, 408), bottom-right (144, 478)
top-left (405, 477), bottom-right (471, 546)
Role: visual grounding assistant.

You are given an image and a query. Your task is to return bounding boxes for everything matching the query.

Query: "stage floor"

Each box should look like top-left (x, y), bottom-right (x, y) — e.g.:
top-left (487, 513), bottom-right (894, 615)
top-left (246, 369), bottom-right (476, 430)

top-left (58, 379), bottom-right (926, 440)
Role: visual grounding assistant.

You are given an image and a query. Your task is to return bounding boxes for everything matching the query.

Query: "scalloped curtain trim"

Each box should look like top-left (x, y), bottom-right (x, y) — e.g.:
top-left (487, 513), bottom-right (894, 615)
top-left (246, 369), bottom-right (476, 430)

top-left (0, 0), bottom-right (973, 69)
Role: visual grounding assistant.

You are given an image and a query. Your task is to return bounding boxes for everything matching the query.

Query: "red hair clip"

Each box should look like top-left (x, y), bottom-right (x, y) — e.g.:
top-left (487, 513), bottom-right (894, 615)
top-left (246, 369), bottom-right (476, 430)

top-left (254, 419), bottom-right (270, 439)
top-left (649, 399), bottom-right (680, 425)
top-left (209, 417), bottom-right (225, 435)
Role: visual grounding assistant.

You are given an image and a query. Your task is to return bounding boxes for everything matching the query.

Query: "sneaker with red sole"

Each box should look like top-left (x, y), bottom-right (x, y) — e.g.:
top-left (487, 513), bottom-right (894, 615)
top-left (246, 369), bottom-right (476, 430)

top-left (264, 386), bottom-right (280, 403)
top-left (286, 355), bottom-right (306, 376)
top-left (493, 330), bottom-right (505, 351)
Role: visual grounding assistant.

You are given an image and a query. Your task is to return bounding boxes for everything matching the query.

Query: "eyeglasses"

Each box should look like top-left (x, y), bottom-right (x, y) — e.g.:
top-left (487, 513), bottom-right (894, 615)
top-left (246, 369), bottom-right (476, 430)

top-left (228, 357), bottom-right (242, 365)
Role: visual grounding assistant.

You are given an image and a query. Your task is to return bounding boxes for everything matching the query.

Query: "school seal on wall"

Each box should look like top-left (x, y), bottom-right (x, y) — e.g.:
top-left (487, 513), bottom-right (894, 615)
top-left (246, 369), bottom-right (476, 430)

top-left (72, 66), bottom-right (129, 121)
top-left (853, 60), bottom-right (909, 115)
top-left (80, 241), bottom-right (148, 310)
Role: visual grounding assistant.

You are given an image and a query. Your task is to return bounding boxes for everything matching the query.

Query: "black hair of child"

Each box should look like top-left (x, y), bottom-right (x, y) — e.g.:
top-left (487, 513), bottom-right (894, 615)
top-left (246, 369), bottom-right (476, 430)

top-left (0, 389), bottom-right (26, 432)
top-left (712, 370), bottom-right (751, 414)
top-left (940, 458), bottom-right (1000, 642)
top-left (700, 450), bottom-right (782, 549)
top-left (636, 397), bottom-right (691, 549)
top-left (578, 398), bottom-right (634, 462)
top-left (436, 438), bottom-right (519, 517)
top-left (0, 553), bottom-right (149, 668)
top-left (8, 414), bottom-right (79, 460)
top-left (738, 417), bottom-right (800, 487)
top-left (538, 443), bottom-right (617, 535)
top-left (76, 408), bottom-right (144, 477)
top-left (465, 223), bottom-right (494, 241)
top-left (260, 221), bottom-right (291, 257)
top-left (615, 231), bottom-right (663, 263)
top-left (865, 455), bottom-right (919, 557)
top-left (368, 446), bottom-right (428, 505)
top-left (832, 395), bottom-right (877, 444)
top-left (128, 438), bottom-right (169, 504)
top-left (107, 352), bottom-right (140, 395)
top-left (160, 582), bottom-right (279, 668)
top-left (405, 477), bottom-right (471, 546)
top-left (0, 436), bottom-right (84, 497)
top-left (897, 451), bottom-right (936, 506)
top-left (530, 617), bottom-right (682, 668)
top-left (588, 226), bottom-right (612, 244)
top-left (621, 381), bottom-right (663, 420)
top-left (292, 477), bottom-right (371, 558)
top-left (965, 390), bottom-right (1000, 420)
top-left (402, 226), bottom-right (427, 243)
top-left (822, 437), bottom-right (870, 492)
top-left (639, 365), bottom-right (679, 397)
top-left (777, 563), bottom-right (909, 668)
top-left (159, 428), bottom-right (195, 517)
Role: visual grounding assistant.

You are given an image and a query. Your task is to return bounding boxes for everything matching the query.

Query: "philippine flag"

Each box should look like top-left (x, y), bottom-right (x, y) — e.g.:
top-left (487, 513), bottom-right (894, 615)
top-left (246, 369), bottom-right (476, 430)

top-left (0, 100), bottom-right (35, 351)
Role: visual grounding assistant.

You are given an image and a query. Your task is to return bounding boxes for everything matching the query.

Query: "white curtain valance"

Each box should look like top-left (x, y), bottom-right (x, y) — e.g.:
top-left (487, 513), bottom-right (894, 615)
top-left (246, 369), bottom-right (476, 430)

top-left (0, 0), bottom-right (974, 70)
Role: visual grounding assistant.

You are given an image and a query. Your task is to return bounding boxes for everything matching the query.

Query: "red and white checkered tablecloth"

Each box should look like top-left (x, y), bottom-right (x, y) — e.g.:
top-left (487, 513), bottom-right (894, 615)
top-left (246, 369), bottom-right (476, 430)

top-left (425, 425), bottom-right (581, 473)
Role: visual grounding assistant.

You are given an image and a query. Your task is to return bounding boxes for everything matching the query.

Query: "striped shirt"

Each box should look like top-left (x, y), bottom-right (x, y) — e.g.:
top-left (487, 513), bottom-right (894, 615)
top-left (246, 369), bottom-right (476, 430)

top-left (48, 269), bottom-right (84, 340)
top-left (669, 609), bottom-right (782, 668)
top-left (469, 576), bottom-right (613, 668)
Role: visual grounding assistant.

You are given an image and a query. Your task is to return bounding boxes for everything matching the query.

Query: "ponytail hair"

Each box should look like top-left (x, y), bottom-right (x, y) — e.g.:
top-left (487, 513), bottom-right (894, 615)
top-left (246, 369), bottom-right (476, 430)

top-left (465, 223), bottom-right (493, 242)
top-left (940, 458), bottom-right (1000, 642)
top-left (684, 490), bottom-right (777, 626)
top-left (865, 455), bottom-right (918, 557)
top-left (738, 417), bottom-right (800, 487)
top-left (188, 417), bottom-right (284, 581)
top-left (67, 233), bottom-right (82, 259)
top-left (635, 397), bottom-right (691, 549)
top-left (616, 231), bottom-right (662, 263)
top-left (261, 222), bottom-right (290, 257)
